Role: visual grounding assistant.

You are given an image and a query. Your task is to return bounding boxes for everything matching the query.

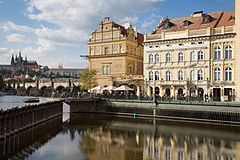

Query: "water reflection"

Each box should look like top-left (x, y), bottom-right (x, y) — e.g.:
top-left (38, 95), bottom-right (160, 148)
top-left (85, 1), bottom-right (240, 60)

top-left (1, 114), bottom-right (240, 160)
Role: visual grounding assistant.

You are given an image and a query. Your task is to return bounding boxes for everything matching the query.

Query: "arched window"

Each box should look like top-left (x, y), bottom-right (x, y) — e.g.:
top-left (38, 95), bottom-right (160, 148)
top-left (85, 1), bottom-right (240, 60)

top-left (198, 51), bottom-right (204, 60)
top-left (178, 70), bottom-right (184, 80)
top-left (155, 54), bottom-right (160, 63)
top-left (155, 71), bottom-right (160, 80)
top-left (166, 53), bottom-right (171, 62)
top-left (198, 70), bottom-right (204, 81)
top-left (190, 70), bottom-right (195, 81)
top-left (149, 54), bottom-right (154, 63)
top-left (214, 67), bottom-right (221, 81)
top-left (166, 71), bottom-right (171, 81)
top-left (178, 52), bottom-right (184, 62)
top-left (225, 67), bottom-right (233, 81)
top-left (149, 71), bottom-right (153, 81)
top-left (225, 45), bottom-right (233, 59)
top-left (190, 51), bottom-right (196, 62)
top-left (214, 46), bottom-right (221, 60)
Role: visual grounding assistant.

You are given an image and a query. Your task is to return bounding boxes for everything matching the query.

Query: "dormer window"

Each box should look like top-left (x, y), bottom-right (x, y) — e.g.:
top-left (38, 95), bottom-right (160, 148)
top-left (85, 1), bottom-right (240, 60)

top-left (163, 19), bottom-right (173, 29)
top-left (183, 20), bottom-right (191, 26)
top-left (202, 15), bottom-right (213, 24)
top-left (229, 16), bottom-right (235, 21)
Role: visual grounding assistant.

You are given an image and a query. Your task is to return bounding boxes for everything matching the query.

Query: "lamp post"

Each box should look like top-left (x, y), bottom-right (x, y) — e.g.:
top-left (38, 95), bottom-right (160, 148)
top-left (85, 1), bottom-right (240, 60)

top-left (153, 81), bottom-right (156, 105)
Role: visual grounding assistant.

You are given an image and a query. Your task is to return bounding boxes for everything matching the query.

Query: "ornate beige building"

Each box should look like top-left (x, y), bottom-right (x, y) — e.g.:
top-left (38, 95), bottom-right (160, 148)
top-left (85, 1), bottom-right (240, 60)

top-left (88, 17), bottom-right (144, 94)
top-left (144, 9), bottom-right (237, 101)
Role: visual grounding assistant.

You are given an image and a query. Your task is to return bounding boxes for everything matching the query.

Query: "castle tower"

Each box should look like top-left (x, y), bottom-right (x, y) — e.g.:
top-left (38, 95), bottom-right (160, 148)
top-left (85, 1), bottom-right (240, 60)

top-left (235, 0), bottom-right (240, 101)
top-left (11, 54), bottom-right (14, 65)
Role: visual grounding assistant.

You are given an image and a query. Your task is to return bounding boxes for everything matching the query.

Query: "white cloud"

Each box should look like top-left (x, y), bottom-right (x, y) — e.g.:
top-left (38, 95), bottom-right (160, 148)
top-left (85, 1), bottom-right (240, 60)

top-left (2, 21), bottom-right (36, 32)
top-left (6, 34), bottom-right (29, 43)
top-left (1, 0), bottom-right (166, 67)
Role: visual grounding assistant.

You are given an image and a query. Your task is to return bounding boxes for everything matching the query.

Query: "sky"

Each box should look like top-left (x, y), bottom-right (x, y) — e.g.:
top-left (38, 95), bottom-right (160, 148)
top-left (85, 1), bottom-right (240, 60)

top-left (0, 0), bottom-right (235, 69)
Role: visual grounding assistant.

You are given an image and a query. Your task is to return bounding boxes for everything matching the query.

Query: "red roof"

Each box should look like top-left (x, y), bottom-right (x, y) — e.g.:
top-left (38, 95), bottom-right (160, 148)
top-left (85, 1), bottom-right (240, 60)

top-left (49, 68), bottom-right (85, 71)
top-left (216, 11), bottom-right (235, 27)
top-left (152, 11), bottom-right (235, 34)
top-left (21, 65), bottom-right (41, 69)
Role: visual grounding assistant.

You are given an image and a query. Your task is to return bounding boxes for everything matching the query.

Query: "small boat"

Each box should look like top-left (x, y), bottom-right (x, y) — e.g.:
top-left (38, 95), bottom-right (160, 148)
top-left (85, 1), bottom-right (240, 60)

top-left (23, 98), bottom-right (40, 103)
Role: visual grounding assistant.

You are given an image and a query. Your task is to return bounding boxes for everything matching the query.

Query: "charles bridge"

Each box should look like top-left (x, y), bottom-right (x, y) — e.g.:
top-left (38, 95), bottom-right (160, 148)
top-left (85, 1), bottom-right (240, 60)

top-left (5, 78), bottom-right (81, 96)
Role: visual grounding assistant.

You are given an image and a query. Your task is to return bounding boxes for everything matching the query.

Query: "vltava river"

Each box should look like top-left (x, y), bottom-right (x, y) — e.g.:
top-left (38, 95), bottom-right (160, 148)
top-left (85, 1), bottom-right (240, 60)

top-left (1, 113), bottom-right (240, 160)
top-left (0, 95), bottom-right (48, 110)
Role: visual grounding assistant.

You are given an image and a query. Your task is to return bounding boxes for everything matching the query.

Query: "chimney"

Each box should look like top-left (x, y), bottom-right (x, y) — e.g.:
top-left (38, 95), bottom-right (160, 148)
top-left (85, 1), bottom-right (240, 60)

top-left (104, 17), bottom-right (110, 22)
top-left (124, 22), bottom-right (131, 29)
top-left (134, 26), bottom-right (138, 37)
top-left (192, 11), bottom-right (203, 17)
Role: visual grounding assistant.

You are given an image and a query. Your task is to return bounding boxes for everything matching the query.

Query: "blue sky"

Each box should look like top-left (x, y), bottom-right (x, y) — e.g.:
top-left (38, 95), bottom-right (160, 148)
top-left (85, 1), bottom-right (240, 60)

top-left (0, 0), bottom-right (235, 68)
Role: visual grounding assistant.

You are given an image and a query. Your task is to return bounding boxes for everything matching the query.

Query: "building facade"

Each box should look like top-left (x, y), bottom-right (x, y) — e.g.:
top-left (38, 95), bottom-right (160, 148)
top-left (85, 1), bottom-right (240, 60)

top-left (144, 10), bottom-right (236, 101)
top-left (88, 17), bottom-right (144, 94)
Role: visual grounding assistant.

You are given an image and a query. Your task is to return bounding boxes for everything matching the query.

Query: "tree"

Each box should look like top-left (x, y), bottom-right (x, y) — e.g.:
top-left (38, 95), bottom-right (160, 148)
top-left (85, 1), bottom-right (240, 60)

top-left (80, 69), bottom-right (98, 90)
top-left (0, 75), bottom-right (4, 90)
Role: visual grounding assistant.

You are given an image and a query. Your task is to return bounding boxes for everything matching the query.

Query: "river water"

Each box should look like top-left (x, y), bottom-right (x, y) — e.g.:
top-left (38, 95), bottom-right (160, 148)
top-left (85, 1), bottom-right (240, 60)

top-left (0, 95), bottom-right (48, 110)
top-left (0, 96), bottom-right (240, 160)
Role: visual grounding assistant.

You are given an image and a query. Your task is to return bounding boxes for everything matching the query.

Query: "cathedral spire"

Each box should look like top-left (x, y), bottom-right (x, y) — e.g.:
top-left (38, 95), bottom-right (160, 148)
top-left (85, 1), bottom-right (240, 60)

top-left (11, 54), bottom-right (14, 65)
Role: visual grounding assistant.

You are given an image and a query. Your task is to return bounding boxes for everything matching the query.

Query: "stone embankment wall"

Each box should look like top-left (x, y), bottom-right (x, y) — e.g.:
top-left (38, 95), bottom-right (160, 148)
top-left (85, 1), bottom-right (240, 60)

top-left (0, 101), bottom-right (63, 139)
top-left (69, 99), bottom-right (240, 124)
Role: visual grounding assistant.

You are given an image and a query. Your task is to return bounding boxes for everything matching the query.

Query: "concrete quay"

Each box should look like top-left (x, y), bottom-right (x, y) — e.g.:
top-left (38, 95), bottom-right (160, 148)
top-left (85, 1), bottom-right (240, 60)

top-left (68, 98), bottom-right (240, 125)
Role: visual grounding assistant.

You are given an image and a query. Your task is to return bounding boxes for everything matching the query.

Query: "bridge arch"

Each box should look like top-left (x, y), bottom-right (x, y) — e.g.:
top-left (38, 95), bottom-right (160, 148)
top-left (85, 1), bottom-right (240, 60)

top-left (56, 86), bottom-right (65, 93)
top-left (26, 86), bottom-right (33, 95)
top-left (40, 86), bottom-right (47, 96)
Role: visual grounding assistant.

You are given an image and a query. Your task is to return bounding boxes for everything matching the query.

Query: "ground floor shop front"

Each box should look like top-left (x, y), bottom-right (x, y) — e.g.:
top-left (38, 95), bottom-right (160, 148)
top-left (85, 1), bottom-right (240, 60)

top-left (146, 83), bottom-right (235, 102)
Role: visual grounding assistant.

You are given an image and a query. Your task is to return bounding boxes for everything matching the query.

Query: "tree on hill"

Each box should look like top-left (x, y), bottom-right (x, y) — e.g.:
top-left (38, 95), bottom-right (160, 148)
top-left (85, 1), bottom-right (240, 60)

top-left (80, 69), bottom-right (98, 90)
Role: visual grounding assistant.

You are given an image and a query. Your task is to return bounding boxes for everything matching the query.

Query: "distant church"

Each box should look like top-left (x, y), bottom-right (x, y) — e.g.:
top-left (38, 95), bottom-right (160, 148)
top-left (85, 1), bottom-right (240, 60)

top-left (0, 51), bottom-right (41, 72)
top-left (11, 51), bottom-right (38, 67)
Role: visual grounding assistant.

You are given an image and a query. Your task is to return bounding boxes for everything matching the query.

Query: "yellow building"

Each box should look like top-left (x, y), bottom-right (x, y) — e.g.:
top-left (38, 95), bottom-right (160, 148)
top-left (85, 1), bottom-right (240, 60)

top-left (144, 9), bottom-right (237, 101)
top-left (88, 17), bottom-right (144, 94)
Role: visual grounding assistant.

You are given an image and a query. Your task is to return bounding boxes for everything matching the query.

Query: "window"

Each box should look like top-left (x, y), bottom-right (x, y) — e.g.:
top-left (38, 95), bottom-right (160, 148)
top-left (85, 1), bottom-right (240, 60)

top-left (155, 71), bottom-right (160, 80)
top-left (149, 54), bottom-right (154, 63)
top-left (190, 51), bottom-right (196, 61)
top-left (102, 66), bottom-right (106, 74)
top-left (190, 70), bottom-right (195, 81)
top-left (225, 67), bottom-right (233, 81)
top-left (155, 54), bottom-right (160, 63)
top-left (104, 47), bottom-right (109, 55)
top-left (149, 71), bottom-right (153, 81)
top-left (166, 71), bottom-right (171, 81)
top-left (166, 53), bottom-right (171, 62)
top-left (198, 51), bottom-right (204, 60)
top-left (129, 66), bottom-right (132, 74)
top-left (225, 45), bottom-right (233, 59)
top-left (198, 70), bottom-right (204, 81)
top-left (214, 46), bottom-right (221, 60)
top-left (178, 70), bottom-right (184, 80)
top-left (178, 52), bottom-right (184, 62)
top-left (106, 65), bottom-right (110, 74)
top-left (214, 67), bottom-right (221, 81)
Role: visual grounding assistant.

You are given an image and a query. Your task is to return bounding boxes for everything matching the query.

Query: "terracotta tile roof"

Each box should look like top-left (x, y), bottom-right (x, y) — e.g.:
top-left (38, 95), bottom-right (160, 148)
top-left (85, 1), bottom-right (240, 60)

top-left (152, 11), bottom-right (235, 34)
top-left (216, 11), bottom-right (235, 27)
top-left (49, 68), bottom-right (85, 71)
top-left (20, 65), bottom-right (41, 69)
